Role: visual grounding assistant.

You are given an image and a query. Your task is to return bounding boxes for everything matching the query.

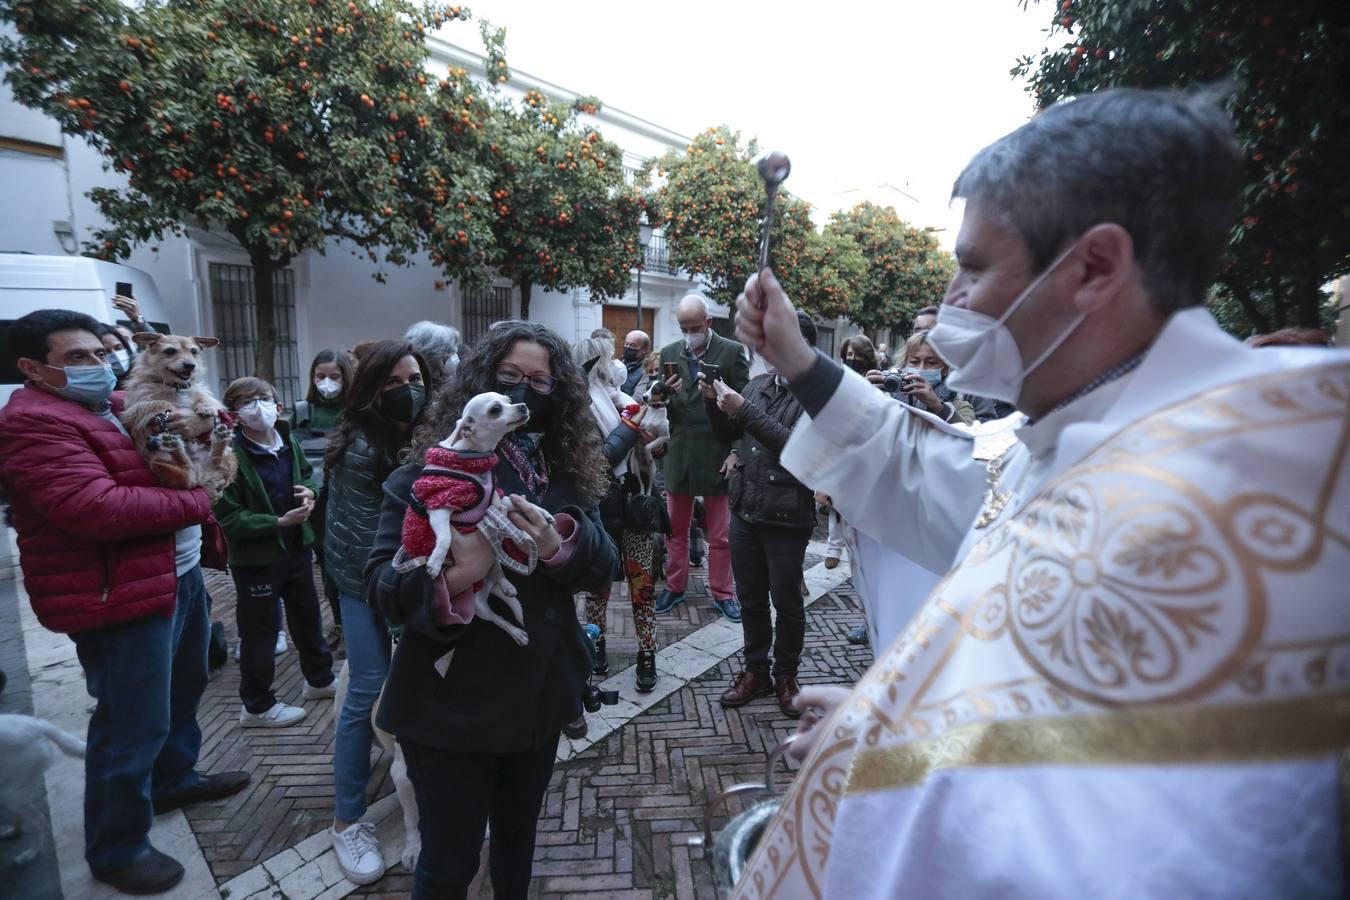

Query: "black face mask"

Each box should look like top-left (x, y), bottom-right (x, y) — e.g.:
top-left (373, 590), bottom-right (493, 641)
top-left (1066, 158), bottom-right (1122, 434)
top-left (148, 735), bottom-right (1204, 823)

top-left (621, 347), bottom-right (641, 365)
top-left (502, 382), bottom-right (553, 434)
top-left (382, 383), bottom-right (426, 424)
top-left (844, 358), bottom-right (871, 376)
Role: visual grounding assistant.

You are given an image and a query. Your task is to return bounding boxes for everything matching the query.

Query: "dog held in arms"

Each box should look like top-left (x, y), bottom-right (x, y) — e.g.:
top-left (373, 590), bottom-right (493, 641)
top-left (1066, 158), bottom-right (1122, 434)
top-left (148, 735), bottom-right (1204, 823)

top-left (119, 333), bottom-right (237, 500)
top-left (396, 390), bottom-right (542, 646)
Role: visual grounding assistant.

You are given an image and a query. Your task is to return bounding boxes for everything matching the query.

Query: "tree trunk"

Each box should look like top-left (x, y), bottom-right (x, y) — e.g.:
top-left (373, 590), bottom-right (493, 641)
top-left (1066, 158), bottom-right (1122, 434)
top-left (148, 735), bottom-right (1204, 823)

top-left (1226, 281), bottom-right (1270, 335)
top-left (249, 248), bottom-right (278, 383)
top-left (1293, 273), bottom-right (1322, 329)
top-left (519, 279), bottom-right (532, 322)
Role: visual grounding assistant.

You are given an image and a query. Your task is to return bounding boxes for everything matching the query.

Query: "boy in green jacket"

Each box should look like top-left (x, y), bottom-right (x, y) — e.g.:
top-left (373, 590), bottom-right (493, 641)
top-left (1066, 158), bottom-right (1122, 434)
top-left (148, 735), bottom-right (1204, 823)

top-left (214, 377), bottom-right (335, 727)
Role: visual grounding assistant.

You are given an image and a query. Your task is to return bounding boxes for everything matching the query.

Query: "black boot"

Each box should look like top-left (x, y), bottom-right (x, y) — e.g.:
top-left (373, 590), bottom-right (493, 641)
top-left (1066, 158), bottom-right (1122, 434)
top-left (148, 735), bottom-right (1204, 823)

top-left (591, 635), bottom-right (609, 676)
top-left (636, 650), bottom-right (657, 693)
top-left (93, 848), bottom-right (185, 895)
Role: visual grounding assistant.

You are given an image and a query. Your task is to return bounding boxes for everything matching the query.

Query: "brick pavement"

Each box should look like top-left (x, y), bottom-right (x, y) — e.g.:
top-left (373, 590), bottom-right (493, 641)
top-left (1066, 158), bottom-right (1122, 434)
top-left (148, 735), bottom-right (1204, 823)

top-left (176, 532), bottom-right (867, 897)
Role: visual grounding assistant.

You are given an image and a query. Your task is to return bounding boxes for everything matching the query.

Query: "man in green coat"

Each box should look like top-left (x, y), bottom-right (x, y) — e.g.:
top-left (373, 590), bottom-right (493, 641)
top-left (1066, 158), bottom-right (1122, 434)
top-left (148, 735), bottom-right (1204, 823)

top-left (654, 294), bottom-right (751, 621)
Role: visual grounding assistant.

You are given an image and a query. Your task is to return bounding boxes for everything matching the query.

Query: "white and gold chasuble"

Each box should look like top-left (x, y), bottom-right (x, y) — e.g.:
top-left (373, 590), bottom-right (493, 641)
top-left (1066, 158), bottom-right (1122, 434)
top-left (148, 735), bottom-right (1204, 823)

top-left (737, 313), bottom-right (1349, 899)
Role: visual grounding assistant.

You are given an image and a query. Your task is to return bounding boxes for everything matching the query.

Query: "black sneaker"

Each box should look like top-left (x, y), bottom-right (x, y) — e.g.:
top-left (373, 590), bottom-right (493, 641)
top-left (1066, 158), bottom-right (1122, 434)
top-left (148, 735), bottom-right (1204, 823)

top-left (636, 650), bottom-right (657, 693)
top-left (153, 770), bottom-right (250, 815)
top-left (93, 848), bottom-right (185, 895)
top-left (591, 635), bottom-right (610, 676)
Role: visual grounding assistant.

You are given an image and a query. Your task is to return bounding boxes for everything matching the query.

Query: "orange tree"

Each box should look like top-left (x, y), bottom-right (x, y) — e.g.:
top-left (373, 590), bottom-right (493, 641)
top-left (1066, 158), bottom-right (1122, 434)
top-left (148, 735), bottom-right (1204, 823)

top-left (429, 31), bottom-right (644, 321)
top-left (794, 230), bottom-right (866, 322)
top-left (1012, 0), bottom-right (1350, 334)
top-left (645, 126), bottom-right (815, 309)
top-left (1, 0), bottom-right (495, 380)
top-left (826, 202), bottom-right (954, 336)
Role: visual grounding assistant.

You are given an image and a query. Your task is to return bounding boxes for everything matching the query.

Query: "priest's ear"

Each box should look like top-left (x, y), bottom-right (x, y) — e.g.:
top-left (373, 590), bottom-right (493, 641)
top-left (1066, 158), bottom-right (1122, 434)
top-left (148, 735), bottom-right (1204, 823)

top-left (1072, 223), bottom-right (1137, 314)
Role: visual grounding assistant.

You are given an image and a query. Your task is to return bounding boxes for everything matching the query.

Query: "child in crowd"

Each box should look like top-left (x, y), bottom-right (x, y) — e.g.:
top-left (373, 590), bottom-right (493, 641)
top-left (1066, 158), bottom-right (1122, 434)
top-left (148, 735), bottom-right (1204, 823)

top-left (214, 377), bottom-right (336, 727)
top-left (303, 350), bottom-right (354, 435)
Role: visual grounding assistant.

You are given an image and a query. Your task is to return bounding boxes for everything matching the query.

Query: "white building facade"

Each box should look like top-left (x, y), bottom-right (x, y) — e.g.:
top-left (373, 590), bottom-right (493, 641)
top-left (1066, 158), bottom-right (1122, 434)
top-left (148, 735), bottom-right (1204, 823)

top-left (0, 32), bottom-right (712, 405)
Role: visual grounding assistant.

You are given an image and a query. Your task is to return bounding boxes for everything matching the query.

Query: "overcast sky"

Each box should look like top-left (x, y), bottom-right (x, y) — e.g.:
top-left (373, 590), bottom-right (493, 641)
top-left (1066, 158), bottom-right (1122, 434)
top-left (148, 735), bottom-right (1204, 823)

top-left (457, 0), bottom-right (1054, 247)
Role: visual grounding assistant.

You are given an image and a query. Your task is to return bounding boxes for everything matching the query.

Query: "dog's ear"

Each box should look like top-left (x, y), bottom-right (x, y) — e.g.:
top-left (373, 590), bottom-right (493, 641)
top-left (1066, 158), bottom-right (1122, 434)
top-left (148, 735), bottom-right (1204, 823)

top-left (193, 337), bottom-right (220, 349)
top-left (447, 415), bottom-right (472, 445)
top-left (132, 332), bottom-right (161, 348)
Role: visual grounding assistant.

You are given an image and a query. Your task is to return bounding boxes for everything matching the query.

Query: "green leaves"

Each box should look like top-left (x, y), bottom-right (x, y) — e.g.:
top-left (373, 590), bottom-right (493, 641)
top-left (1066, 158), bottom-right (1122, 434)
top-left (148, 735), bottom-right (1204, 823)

top-left (825, 203), bottom-right (954, 333)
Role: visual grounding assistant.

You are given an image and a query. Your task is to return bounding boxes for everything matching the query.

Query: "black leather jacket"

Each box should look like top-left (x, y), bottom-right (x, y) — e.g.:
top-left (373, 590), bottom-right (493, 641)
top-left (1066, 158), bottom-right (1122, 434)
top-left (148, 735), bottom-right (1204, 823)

top-left (323, 434), bottom-right (391, 600)
top-left (706, 374), bottom-right (814, 529)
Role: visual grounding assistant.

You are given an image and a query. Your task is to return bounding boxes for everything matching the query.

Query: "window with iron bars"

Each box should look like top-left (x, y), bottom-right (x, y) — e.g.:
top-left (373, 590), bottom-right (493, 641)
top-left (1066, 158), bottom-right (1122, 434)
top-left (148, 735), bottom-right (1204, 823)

top-left (209, 263), bottom-right (301, 408)
top-left (462, 284), bottom-right (514, 344)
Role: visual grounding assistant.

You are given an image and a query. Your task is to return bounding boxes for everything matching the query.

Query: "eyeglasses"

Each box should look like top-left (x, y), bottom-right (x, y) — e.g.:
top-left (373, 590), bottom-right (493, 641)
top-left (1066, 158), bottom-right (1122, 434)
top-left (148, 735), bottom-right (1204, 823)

top-left (496, 363), bottom-right (558, 395)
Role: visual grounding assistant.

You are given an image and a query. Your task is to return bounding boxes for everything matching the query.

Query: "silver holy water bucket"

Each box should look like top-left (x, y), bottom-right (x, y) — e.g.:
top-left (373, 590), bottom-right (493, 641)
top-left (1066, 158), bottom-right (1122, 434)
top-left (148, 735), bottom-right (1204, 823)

top-left (688, 733), bottom-right (799, 892)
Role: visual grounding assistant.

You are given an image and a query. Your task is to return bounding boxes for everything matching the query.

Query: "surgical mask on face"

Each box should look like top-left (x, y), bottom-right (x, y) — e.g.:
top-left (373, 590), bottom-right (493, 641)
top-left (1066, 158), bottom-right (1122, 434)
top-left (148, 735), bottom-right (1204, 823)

top-left (315, 377), bottom-right (341, 399)
top-left (238, 399), bottom-right (279, 432)
top-left (108, 349), bottom-right (132, 378)
top-left (382, 383), bottom-right (427, 424)
top-left (906, 368), bottom-right (943, 388)
top-left (502, 382), bottom-right (553, 434)
top-left (927, 243), bottom-right (1085, 404)
top-left (49, 363), bottom-right (117, 407)
top-left (684, 329), bottom-right (708, 353)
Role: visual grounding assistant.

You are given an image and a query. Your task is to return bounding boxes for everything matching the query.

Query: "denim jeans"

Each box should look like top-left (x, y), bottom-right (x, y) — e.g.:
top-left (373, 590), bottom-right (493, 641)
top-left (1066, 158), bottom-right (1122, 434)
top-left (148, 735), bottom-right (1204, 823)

top-left (72, 565), bottom-right (209, 876)
top-left (333, 593), bottom-right (391, 822)
top-left (400, 735), bottom-right (560, 900)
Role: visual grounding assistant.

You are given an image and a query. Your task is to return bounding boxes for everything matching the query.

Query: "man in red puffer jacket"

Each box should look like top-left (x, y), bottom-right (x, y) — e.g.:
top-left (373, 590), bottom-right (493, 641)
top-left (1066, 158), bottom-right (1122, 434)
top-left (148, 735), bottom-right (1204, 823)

top-left (0, 309), bottom-right (250, 895)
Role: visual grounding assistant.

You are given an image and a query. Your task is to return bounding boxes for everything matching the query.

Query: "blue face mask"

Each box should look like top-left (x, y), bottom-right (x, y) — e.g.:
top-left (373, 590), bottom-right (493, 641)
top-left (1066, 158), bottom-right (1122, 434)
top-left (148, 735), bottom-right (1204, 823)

top-left (51, 364), bottom-right (117, 407)
top-left (905, 367), bottom-right (944, 388)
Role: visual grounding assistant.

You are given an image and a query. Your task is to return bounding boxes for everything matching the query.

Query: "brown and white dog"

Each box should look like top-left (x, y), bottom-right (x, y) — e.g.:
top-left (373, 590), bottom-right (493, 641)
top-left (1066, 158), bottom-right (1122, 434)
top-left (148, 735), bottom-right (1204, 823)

top-left (119, 333), bottom-right (237, 501)
top-left (634, 380), bottom-right (671, 494)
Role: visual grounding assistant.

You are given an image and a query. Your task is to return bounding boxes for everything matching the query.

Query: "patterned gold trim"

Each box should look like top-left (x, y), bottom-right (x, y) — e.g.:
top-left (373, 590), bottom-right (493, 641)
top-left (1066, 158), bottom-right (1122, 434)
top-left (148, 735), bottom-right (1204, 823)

top-left (847, 691), bottom-right (1350, 797)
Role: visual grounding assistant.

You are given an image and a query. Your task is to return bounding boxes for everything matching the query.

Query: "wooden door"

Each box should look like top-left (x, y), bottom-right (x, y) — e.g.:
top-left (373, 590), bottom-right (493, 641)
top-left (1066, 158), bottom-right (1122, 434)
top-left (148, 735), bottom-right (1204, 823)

top-left (602, 305), bottom-right (655, 357)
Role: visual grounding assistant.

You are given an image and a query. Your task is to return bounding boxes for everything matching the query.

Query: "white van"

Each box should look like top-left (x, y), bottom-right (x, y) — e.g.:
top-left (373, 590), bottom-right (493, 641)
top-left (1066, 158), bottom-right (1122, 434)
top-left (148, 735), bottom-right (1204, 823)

top-left (0, 253), bottom-right (172, 408)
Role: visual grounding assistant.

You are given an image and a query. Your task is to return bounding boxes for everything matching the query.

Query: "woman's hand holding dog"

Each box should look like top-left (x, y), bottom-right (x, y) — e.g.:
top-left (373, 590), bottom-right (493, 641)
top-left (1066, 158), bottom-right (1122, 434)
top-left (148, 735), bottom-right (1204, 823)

top-left (503, 494), bottom-right (561, 560)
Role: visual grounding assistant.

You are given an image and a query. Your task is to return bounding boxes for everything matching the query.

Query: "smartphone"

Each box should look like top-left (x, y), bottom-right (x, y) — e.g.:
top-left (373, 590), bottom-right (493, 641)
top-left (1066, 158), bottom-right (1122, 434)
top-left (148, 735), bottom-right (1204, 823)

top-left (663, 362), bottom-right (680, 382)
top-left (115, 281), bottom-right (133, 298)
top-left (699, 362), bottom-right (722, 383)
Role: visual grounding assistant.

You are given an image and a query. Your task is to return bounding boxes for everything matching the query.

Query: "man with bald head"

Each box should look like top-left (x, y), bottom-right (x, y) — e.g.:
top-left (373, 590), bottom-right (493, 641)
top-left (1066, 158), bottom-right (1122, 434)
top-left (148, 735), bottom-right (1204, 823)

top-left (654, 295), bottom-right (750, 622)
top-left (621, 329), bottom-right (651, 395)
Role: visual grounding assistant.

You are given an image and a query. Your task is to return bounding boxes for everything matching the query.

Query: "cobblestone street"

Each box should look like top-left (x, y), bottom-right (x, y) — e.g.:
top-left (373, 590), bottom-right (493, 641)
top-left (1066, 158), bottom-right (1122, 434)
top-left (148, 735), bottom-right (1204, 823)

top-left (8, 526), bottom-right (871, 899)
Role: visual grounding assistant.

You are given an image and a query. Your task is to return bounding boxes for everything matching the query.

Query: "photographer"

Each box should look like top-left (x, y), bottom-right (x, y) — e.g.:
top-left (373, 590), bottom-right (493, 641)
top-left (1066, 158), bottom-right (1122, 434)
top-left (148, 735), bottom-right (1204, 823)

top-left (700, 310), bottom-right (817, 718)
top-left (880, 331), bottom-right (975, 425)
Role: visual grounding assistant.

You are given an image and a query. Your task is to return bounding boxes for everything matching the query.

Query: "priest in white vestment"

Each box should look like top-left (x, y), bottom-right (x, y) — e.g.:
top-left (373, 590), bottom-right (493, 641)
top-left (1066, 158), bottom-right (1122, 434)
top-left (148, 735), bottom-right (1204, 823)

top-left (728, 86), bottom-right (1349, 899)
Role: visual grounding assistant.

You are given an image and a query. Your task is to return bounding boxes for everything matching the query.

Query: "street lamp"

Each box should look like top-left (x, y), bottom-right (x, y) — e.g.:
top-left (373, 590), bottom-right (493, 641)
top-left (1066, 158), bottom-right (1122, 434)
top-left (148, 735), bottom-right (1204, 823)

top-left (636, 222), bottom-right (654, 333)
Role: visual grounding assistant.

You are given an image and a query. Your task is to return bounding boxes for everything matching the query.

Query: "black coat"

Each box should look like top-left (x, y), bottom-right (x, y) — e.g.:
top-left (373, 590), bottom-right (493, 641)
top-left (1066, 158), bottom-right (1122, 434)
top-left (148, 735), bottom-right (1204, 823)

top-left (706, 375), bottom-right (814, 529)
top-left (367, 455), bottom-right (617, 753)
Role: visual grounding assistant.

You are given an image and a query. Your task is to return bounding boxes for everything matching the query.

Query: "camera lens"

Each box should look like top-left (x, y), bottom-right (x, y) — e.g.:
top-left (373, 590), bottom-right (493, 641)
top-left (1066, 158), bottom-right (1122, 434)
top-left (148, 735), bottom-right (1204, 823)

top-left (882, 371), bottom-right (905, 393)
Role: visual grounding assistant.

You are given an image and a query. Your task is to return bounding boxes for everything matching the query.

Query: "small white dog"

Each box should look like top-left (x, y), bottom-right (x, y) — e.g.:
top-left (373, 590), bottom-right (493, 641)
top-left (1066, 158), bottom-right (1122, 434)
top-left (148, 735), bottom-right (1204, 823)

top-left (0, 713), bottom-right (85, 790)
top-left (633, 380), bottom-right (672, 494)
top-left (396, 392), bottom-right (539, 645)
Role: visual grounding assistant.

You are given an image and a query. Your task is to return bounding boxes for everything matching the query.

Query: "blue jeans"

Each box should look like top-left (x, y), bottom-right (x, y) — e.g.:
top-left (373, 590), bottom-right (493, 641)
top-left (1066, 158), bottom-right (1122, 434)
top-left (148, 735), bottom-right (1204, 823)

top-left (333, 593), bottom-right (391, 822)
top-left (72, 565), bottom-right (209, 876)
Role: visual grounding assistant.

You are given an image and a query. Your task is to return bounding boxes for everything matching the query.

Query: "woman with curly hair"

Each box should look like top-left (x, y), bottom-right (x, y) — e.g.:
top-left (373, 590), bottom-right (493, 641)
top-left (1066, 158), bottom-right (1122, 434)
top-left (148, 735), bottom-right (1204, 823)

top-left (364, 321), bottom-right (617, 899)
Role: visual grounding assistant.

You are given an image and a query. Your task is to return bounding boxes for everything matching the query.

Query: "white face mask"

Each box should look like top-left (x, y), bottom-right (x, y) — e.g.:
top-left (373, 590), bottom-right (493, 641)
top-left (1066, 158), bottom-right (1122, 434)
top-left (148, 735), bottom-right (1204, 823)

top-left (609, 359), bottom-right (627, 388)
top-left (684, 328), bottom-right (708, 353)
top-left (108, 349), bottom-right (132, 377)
top-left (927, 243), bottom-right (1085, 405)
top-left (238, 399), bottom-right (279, 432)
top-left (315, 377), bottom-right (341, 399)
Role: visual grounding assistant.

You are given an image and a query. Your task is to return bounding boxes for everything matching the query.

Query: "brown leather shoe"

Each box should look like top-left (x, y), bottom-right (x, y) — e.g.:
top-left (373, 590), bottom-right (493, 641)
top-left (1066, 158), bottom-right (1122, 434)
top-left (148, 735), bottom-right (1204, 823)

top-left (720, 670), bottom-right (774, 708)
top-left (776, 675), bottom-right (802, 719)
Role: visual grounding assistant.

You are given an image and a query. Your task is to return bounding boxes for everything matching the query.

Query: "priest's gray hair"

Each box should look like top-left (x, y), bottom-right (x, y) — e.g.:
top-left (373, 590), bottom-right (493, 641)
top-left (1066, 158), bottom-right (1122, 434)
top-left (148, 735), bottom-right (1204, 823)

top-left (952, 85), bottom-right (1241, 315)
top-left (404, 320), bottom-right (461, 377)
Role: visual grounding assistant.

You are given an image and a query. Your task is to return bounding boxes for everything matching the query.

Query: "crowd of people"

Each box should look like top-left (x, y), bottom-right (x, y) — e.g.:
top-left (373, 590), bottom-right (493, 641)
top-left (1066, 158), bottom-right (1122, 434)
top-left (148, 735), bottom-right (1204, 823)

top-left (0, 82), bottom-right (1344, 900)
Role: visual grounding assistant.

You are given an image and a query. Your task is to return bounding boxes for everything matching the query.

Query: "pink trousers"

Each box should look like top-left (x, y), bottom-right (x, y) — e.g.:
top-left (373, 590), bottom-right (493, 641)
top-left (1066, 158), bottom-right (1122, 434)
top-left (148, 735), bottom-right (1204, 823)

top-left (664, 493), bottom-right (734, 599)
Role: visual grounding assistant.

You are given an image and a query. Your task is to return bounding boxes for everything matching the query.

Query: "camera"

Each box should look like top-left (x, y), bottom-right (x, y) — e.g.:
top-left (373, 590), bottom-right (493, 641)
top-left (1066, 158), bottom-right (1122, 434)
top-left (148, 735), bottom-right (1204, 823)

top-left (880, 368), bottom-right (907, 395)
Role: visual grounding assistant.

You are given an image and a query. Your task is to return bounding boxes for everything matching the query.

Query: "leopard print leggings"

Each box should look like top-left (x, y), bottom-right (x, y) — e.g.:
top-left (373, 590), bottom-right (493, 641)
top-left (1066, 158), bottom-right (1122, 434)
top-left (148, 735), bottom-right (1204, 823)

top-left (584, 529), bottom-right (657, 652)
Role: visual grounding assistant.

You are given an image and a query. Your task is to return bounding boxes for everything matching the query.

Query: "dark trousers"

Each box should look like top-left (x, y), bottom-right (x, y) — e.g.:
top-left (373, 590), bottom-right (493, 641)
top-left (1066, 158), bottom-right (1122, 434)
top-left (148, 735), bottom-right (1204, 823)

top-left (400, 735), bottom-right (560, 900)
top-left (729, 514), bottom-right (812, 679)
top-left (72, 566), bottom-right (209, 876)
top-left (231, 550), bottom-right (334, 713)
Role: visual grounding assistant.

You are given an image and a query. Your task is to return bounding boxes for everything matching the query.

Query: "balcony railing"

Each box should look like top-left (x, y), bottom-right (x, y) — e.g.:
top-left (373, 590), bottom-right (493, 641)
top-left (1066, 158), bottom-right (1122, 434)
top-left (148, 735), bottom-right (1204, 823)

top-left (642, 234), bottom-right (674, 274)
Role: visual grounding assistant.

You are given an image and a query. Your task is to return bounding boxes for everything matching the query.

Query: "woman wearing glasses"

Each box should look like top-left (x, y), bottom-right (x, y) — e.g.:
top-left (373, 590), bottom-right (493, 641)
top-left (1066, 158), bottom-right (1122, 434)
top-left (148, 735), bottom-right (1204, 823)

top-left (365, 322), bottom-right (617, 900)
top-left (323, 340), bottom-right (431, 885)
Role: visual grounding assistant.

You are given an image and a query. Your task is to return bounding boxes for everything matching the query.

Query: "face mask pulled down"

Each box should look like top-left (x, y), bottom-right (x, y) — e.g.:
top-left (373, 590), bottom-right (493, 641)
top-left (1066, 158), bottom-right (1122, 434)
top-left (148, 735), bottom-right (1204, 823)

top-left (927, 243), bottom-right (1086, 405)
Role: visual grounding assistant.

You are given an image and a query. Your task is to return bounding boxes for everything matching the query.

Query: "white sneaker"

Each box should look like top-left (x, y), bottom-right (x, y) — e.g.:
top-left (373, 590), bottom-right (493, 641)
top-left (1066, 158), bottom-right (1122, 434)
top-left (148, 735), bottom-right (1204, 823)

top-left (301, 681), bottom-right (337, 701)
top-left (274, 632), bottom-right (288, 656)
top-left (330, 822), bottom-right (386, 885)
top-left (239, 702), bottom-right (307, 728)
